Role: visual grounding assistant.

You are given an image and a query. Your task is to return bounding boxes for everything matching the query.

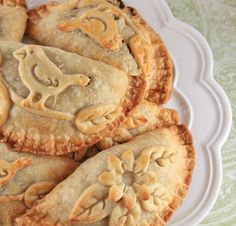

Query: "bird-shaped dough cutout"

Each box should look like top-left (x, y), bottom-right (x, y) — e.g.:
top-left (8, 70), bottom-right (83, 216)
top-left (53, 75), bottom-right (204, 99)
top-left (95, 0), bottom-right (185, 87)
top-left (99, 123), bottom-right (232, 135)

top-left (0, 42), bottom-right (142, 155)
top-left (10, 45), bottom-right (90, 121)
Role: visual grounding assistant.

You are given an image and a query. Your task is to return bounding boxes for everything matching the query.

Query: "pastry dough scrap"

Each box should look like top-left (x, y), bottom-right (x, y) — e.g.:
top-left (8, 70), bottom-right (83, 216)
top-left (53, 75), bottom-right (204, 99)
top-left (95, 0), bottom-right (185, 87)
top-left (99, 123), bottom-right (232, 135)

top-left (0, 42), bottom-right (145, 155)
top-left (16, 125), bottom-right (195, 226)
top-left (0, 143), bottom-right (79, 226)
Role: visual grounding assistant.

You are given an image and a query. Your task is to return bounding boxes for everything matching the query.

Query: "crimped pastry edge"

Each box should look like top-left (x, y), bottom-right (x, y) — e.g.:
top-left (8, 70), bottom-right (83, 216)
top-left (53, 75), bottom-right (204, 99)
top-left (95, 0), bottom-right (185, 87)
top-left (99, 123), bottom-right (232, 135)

top-left (150, 124), bottom-right (195, 226)
top-left (123, 6), bottom-right (174, 105)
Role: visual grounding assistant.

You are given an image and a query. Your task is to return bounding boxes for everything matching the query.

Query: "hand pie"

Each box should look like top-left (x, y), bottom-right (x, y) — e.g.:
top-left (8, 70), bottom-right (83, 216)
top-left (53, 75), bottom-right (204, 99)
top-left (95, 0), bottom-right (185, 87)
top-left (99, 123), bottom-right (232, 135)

top-left (0, 0), bottom-right (27, 41)
top-left (97, 100), bottom-right (179, 150)
top-left (0, 143), bottom-right (79, 226)
top-left (68, 101), bottom-right (179, 162)
top-left (16, 125), bottom-right (195, 226)
top-left (0, 42), bottom-right (145, 155)
top-left (27, 0), bottom-right (174, 104)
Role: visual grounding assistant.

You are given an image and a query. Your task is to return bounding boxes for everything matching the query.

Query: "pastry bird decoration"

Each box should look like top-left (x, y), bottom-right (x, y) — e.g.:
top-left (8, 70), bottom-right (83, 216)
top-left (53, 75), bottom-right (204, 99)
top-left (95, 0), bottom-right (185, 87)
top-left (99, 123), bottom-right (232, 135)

top-left (8, 45), bottom-right (91, 121)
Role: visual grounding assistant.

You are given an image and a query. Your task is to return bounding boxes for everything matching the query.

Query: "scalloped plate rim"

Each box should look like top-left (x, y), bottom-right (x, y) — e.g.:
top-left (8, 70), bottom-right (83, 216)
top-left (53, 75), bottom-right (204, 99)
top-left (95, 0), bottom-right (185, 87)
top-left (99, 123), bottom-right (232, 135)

top-left (148, 0), bottom-right (232, 225)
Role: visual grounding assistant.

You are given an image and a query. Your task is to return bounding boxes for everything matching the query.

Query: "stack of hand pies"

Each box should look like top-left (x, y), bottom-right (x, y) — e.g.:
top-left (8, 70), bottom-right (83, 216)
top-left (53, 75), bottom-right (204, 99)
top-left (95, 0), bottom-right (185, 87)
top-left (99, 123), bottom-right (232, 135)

top-left (0, 0), bottom-right (195, 225)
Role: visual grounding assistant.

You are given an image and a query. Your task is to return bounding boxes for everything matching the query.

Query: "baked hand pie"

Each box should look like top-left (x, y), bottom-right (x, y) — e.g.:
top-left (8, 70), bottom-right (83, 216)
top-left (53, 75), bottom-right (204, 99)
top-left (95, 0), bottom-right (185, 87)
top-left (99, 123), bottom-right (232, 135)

top-left (27, 0), bottom-right (174, 104)
top-left (0, 0), bottom-right (27, 41)
top-left (97, 100), bottom-right (179, 150)
top-left (67, 101), bottom-right (179, 162)
top-left (0, 143), bottom-right (79, 226)
top-left (16, 125), bottom-right (195, 226)
top-left (0, 42), bottom-right (145, 155)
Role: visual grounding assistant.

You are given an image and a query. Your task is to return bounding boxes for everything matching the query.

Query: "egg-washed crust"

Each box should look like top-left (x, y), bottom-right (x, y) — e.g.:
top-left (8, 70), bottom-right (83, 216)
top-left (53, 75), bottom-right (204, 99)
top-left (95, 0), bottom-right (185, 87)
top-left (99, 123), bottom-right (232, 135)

top-left (0, 43), bottom-right (146, 155)
top-left (15, 125), bottom-right (195, 226)
top-left (0, 0), bottom-right (26, 9)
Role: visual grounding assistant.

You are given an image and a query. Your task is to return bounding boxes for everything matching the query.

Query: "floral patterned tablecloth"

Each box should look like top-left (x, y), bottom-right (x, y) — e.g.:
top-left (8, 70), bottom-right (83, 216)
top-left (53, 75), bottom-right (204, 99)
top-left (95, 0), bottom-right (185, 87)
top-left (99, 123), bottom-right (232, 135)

top-left (166, 0), bottom-right (236, 225)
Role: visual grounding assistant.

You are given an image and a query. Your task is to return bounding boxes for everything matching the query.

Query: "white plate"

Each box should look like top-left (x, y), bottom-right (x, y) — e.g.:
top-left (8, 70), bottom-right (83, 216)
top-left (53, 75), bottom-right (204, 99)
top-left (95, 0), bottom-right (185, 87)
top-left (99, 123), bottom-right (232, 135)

top-left (27, 0), bottom-right (232, 225)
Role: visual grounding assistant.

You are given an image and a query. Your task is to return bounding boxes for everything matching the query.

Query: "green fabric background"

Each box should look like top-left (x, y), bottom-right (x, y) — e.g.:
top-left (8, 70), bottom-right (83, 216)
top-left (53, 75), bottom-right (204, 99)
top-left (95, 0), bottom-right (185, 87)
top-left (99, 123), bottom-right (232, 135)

top-left (166, 0), bottom-right (236, 225)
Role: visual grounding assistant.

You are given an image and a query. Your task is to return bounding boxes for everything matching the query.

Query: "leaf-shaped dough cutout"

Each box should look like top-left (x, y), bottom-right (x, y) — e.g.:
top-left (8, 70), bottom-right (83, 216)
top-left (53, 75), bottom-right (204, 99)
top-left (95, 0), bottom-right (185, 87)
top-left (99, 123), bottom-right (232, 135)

top-left (109, 202), bottom-right (141, 226)
top-left (70, 183), bottom-right (114, 223)
top-left (75, 104), bottom-right (122, 134)
top-left (24, 181), bottom-right (57, 208)
top-left (134, 146), bottom-right (177, 173)
top-left (141, 184), bottom-right (171, 212)
top-left (121, 114), bottom-right (147, 130)
top-left (0, 157), bottom-right (32, 186)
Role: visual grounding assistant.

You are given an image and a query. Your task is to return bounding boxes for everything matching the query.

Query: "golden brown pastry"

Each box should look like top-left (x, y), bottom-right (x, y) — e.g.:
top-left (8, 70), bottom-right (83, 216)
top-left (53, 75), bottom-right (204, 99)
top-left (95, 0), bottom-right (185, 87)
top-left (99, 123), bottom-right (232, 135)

top-left (0, 0), bottom-right (27, 41)
top-left (122, 6), bottom-right (174, 103)
top-left (0, 143), bottom-right (79, 226)
top-left (67, 101), bottom-right (179, 162)
top-left (16, 125), bottom-right (195, 226)
top-left (0, 42), bottom-right (145, 155)
top-left (27, 0), bottom-right (174, 104)
top-left (97, 100), bottom-right (179, 150)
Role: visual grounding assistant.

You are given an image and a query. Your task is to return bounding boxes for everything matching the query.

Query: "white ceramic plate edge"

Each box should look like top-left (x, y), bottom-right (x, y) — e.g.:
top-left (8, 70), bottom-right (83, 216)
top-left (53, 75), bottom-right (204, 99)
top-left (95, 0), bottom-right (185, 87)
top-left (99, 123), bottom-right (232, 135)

top-left (147, 1), bottom-right (232, 225)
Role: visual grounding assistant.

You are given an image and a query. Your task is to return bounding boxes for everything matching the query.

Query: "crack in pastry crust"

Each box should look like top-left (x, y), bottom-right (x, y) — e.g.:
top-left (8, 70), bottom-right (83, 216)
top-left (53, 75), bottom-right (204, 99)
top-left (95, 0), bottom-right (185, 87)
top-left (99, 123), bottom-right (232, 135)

top-left (0, 42), bottom-right (145, 155)
top-left (15, 125), bottom-right (195, 226)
